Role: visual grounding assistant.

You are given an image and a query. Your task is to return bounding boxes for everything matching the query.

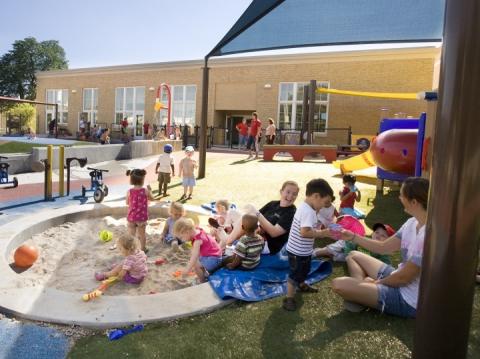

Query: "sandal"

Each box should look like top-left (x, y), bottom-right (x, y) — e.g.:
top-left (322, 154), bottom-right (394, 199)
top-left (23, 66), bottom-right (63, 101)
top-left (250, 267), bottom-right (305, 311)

top-left (208, 217), bottom-right (220, 229)
top-left (298, 283), bottom-right (318, 293)
top-left (282, 297), bottom-right (297, 311)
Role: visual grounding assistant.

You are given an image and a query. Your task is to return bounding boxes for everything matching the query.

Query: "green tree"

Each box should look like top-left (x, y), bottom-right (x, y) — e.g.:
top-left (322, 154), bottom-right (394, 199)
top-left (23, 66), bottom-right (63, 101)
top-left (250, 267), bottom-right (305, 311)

top-left (0, 37), bottom-right (68, 100)
top-left (6, 103), bottom-right (36, 130)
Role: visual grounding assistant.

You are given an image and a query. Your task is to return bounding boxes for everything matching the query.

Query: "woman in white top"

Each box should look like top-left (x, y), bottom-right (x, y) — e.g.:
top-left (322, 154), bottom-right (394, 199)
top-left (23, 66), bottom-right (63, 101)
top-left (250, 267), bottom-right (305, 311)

top-left (332, 177), bottom-right (429, 318)
top-left (265, 118), bottom-right (276, 145)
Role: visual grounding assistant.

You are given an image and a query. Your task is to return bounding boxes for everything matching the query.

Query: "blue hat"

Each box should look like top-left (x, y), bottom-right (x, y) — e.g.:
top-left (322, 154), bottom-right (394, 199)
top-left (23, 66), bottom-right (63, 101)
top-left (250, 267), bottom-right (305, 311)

top-left (163, 144), bottom-right (173, 153)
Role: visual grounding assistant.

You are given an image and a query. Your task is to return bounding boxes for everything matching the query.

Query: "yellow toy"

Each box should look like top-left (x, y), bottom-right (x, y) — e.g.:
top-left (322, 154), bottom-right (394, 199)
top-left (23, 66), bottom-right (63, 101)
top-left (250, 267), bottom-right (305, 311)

top-left (99, 230), bottom-right (113, 242)
top-left (82, 276), bottom-right (118, 302)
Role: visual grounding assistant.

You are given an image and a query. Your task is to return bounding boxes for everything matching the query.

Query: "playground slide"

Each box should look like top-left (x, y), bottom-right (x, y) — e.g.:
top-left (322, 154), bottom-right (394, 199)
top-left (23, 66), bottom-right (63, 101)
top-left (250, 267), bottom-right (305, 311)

top-left (332, 149), bottom-right (375, 173)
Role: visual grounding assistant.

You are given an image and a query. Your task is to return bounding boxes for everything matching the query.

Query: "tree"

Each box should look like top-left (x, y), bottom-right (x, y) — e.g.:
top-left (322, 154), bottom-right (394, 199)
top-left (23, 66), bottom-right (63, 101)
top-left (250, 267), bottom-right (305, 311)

top-left (7, 103), bottom-right (36, 131)
top-left (0, 37), bottom-right (68, 100)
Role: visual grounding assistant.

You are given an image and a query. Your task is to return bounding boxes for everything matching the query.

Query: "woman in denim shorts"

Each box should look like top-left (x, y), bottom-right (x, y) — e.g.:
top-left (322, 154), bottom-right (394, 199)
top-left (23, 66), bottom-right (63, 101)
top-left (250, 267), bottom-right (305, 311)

top-left (331, 177), bottom-right (429, 318)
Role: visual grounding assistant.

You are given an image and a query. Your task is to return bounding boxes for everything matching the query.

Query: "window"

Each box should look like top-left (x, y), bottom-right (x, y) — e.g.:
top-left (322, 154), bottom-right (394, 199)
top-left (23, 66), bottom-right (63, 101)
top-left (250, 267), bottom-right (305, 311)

top-left (114, 87), bottom-right (145, 126)
top-left (171, 85), bottom-right (196, 127)
top-left (46, 89), bottom-right (68, 124)
top-left (277, 82), bottom-right (329, 132)
top-left (81, 88), bottom-right (98, 127)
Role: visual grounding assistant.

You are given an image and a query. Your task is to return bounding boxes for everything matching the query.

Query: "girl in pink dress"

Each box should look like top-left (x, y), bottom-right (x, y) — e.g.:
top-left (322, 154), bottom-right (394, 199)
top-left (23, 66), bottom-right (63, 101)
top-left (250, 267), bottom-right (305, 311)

top-left (126, 169), bottom-right (155, 252)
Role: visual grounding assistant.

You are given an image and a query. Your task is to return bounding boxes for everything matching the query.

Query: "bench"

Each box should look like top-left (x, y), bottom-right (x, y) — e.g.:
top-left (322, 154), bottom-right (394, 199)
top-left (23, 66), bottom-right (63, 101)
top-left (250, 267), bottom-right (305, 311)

top-left (263, 144), bottom-right (338, 163)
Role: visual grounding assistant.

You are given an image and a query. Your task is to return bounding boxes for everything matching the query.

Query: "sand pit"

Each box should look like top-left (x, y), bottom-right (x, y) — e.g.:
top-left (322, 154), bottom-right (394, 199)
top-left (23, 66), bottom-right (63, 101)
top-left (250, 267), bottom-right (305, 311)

top-left (10, 216), bottom-right (194, 296)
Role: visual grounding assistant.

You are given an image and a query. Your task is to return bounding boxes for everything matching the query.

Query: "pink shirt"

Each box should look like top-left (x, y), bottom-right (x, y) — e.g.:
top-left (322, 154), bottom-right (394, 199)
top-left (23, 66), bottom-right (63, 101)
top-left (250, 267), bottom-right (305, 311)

top-left (127, 188), bottom-right (148, 222)
top-left (192, 228), bottom-right (222, 257)
top-left (122, 250), bottom-right (148, 279)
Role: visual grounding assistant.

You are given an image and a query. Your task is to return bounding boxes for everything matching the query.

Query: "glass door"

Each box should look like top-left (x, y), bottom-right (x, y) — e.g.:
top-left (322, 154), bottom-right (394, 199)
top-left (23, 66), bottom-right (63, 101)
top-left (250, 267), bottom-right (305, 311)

top-left (134, 114), bottom-right (144, 139)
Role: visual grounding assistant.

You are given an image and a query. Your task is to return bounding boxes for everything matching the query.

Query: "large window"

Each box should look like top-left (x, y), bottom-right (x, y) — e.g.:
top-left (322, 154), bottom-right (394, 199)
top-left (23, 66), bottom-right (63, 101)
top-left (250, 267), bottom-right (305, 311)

top-left (115, 87), bottom-right (145, 125)
top-left (82, 88), bottom-right (98, 126)
top-left (46, 89), bottom-right (68, 125)
top-left (171, 85), bottom-right (196, 126)
top-left (278, 82), bottom-right (329, 132)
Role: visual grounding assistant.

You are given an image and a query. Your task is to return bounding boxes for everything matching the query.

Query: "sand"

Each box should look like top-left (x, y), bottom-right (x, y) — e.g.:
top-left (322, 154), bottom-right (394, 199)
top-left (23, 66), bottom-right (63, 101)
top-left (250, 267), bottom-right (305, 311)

top-left (10, 216), bottom-right (194, 296)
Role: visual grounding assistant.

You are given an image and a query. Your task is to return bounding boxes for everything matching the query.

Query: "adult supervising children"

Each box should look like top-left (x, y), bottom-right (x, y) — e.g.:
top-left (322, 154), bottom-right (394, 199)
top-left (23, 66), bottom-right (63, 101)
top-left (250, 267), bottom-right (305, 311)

top-left (247, 112), bottom-right (262, 159)
top-left (332, 177), bottom-right (429, 318)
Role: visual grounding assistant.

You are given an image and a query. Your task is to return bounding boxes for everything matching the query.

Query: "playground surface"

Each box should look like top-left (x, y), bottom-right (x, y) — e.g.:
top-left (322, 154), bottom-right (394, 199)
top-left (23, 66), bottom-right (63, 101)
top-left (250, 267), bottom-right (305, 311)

top-left (0, 151), bottom-right (478, 358)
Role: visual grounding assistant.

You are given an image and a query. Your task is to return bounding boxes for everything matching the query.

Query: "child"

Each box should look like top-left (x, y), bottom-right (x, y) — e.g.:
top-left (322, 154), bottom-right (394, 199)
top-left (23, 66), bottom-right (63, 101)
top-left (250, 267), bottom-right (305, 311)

top-left (317, 196), bottom-right (338, 229)
top-left (339, 174), bottom-right (364, 218)
top-left (178, 146), bottom-right (197, 200)
top-left (314, 221), bottom-right (393, 264)
top-left (283, 178), bottom-right (334, 311)
top-left (160, 202), bottom-right (185, 250)
top-left (95, 234), bottom-right (147, 284)
top-left (222, 214), bottom-right (264, 270)
top-left (126, 169), bottom-right (155, 252)
top-left (174, 218), bottom-right (222, 283)
top-left (209, 199), bottom-right (241, 233)
top-left (155, 144), bottom-right (175, 197)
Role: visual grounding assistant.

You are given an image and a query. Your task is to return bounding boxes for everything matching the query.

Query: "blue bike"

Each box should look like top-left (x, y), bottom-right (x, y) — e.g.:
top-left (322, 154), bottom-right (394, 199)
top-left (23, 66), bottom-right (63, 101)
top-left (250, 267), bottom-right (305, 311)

top-left (81, 167), bottom-right (109, 203)
top-left (0, 156), bottom-right (18, 188)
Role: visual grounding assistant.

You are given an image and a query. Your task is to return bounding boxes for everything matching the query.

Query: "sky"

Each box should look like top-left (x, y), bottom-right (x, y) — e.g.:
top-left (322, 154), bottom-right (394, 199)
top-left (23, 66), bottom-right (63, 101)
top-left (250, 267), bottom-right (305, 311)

top-left (0, 0), bottom-right (440, 70)
top-left (0, 0), bottom-right (252, 68)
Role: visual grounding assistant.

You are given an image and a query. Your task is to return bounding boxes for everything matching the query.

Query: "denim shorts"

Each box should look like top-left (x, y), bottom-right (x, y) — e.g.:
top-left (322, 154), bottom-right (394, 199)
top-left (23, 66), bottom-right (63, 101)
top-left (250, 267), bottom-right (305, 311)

top-left (199, 256), bottom-right (223, 273)
top-left (238, 134), bottom-right (247, 146)
top-left (246, 135), bottom-right (256, 150)
top-left (287, 251), bottom-right (312, 286)
top-left (376, 264), bottom-right (416, 318)
top-left (182, 176), bottom-right (196, 187)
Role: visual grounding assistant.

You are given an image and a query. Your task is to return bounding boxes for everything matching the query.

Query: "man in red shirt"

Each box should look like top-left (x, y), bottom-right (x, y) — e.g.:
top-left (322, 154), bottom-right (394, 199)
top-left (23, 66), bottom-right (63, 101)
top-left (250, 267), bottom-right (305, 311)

top-left (247, 112), bottom-right (262, 159)
top-left (143, 121), bottom-right (150, 139)
top-left (235, 118), bottom-right (248, 150)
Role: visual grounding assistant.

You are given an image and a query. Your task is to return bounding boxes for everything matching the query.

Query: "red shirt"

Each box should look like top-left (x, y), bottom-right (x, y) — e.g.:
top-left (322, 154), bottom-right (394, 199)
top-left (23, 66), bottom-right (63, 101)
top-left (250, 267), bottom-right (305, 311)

top-left (236, 122), bottom-right (248, 136)
top-left (340, 186), bottom-right (356, 208)
top-left (143, 123), bottom-right (149, 132)
top-left (121, 120), bottom-right (128, 128)
top-left (250, 118), bottom-right (261, 137)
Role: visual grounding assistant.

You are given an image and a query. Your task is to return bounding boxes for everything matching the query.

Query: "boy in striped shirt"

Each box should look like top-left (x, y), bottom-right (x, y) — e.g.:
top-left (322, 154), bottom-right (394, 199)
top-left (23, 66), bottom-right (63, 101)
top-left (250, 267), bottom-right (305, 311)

top-left (224, 214), bottom-right (264, 270)
top-left (283, 178), bottom-right (334, 311)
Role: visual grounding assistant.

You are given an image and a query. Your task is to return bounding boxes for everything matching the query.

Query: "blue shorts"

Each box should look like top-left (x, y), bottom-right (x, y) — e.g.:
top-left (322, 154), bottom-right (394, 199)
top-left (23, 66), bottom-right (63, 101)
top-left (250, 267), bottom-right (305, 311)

top-left (182, 176), bottom-right (196, 187)
top-left (199, 256), bottom-right (223, 273)
top-left (287, 251), bottom-right (312, 286)
top-left (238, 134), bottom-right (247, 146)
top-left (246, 135), bottom-right (256, 150)
top-left (376, 264), bottom-right (416, 318)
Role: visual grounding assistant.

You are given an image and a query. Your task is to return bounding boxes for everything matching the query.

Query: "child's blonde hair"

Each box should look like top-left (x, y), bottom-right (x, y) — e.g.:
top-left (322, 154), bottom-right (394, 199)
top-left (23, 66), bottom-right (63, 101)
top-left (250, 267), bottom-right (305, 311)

top-left (173, 217), bottom-right (195, 237)
top-left (216, 199), bottom-right (229, 212)
top-left (118, 234), bottom-right (138, 254)
top-left (170, 201), bottom-right (185, 214)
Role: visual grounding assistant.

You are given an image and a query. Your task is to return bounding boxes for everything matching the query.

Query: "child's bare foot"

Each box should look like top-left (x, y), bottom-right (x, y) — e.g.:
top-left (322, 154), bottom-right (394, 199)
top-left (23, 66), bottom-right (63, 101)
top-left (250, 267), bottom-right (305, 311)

top-left (187, 194), bottom-right (192, 200)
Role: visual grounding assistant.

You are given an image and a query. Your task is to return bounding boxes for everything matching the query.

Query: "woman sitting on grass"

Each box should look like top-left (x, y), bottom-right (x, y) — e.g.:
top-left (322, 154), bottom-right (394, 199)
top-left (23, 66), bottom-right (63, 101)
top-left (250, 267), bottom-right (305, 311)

top-left (331, 177), bottom-right (429, 318)
top-left (215, 180), bottom-right (299, 255)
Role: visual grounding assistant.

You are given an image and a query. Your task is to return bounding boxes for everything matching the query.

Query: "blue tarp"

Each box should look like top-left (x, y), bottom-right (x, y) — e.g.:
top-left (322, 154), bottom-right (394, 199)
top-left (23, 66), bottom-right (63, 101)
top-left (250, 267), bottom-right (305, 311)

top-left (208, 250), bottom-right (332, 301)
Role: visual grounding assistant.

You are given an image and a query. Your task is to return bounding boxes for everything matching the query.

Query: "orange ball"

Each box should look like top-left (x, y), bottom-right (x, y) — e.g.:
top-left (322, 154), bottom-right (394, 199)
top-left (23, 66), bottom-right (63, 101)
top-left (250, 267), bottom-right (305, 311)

top-left (14, 245), bottom-right (39, 268)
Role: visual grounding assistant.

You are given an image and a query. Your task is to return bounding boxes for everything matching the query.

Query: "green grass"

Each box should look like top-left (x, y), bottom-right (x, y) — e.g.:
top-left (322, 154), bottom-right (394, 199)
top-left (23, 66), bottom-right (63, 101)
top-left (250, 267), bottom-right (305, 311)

top-left (68, 153), bottom-right (480, 358)
top-left (0, 140), bottom-right (95, 154)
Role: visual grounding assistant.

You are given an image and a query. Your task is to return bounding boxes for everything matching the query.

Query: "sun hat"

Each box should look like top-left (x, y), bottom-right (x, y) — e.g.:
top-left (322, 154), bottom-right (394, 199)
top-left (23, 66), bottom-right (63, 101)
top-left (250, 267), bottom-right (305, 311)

top-left (185, 146), bottom-right (194, 153)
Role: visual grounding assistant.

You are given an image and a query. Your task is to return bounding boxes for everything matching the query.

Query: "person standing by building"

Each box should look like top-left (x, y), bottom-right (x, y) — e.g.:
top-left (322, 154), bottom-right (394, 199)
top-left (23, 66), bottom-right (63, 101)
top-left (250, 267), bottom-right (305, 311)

top-left (235, 118), bottom-right (248, 150)
top-left (265, 118), bottom-right (276, 145)
top-left (143, 121), bottom-right (150, 139)
top-left (247, 112), bottom-right (262, 159)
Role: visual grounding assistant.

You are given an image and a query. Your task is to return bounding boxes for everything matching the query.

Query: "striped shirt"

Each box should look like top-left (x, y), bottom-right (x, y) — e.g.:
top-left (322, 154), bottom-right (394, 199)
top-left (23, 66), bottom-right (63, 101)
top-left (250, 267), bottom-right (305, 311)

top-left (233, 234), bottom-right (264, 269)
top-left (286, 201), bottom-right (317, 256)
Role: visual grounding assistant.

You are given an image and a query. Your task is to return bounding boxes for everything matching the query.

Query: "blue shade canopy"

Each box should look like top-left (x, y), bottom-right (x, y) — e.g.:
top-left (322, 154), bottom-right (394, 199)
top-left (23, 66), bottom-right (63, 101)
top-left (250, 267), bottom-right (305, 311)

top-left (208, 0), bottom-right (445, 57)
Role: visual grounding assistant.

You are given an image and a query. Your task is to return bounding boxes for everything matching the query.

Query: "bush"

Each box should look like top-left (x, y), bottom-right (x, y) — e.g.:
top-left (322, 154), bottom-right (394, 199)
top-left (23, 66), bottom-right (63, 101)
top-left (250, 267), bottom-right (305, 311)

top-left (7, 103), bottom-right (36, 131)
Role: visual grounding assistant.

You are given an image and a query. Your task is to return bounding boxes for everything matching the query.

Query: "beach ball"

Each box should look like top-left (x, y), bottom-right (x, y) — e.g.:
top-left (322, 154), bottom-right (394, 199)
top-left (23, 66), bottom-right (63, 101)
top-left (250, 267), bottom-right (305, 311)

top-left (14, 245), bottom-right (39, 268)
top-left (99, 230), bottom-right (113, 242)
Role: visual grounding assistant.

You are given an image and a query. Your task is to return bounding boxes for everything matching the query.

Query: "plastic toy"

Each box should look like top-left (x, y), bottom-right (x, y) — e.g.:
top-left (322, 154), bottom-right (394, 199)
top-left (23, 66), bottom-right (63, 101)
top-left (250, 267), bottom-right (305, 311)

top-left (99, 230), bottom-right (113, 242)
top-left (155, 258), bottom-right (167, 265)
top-left (337, 215), bottom-right (366, 237)
top-left (81, 167), bottom-right (109, 203)
top-left (82, 276), bottom-right (118, 302)
top-left (328, 223), bottom-right (343, 240)
top-left (0, 156), bottom-right (18, 188)
top-left (108, 324), bottom-right (144, 341)
top-left (172, 270), bottom-right (195, 278)
top-left (13, 245), bottom-right (39, 268)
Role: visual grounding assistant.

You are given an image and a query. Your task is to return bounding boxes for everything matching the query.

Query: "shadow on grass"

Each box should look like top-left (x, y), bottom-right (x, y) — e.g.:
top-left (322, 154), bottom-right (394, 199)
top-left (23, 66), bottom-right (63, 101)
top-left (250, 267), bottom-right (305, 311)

top-left (229, 157), bottom-right (257, 165)
top-left (261, 296), bottom-right (306, 358)
top-left (364, 190), bottom-right (409, 231)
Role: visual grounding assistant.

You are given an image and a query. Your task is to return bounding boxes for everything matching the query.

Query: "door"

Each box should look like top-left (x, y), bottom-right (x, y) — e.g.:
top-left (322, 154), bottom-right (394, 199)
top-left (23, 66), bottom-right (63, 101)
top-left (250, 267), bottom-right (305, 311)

top-left (226, 115), bottom-right (246, 147)
top-left (134, 114), bottom-right (144, 139)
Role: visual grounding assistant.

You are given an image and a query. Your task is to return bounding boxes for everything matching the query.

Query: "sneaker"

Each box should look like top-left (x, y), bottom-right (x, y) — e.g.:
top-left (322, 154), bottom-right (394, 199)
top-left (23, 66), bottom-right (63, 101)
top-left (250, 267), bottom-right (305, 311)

top-left (95, 272), bottom-right (107, 281)
top-left (343, 300), bottom-right (366, 313)
top-left (282, 297), bottom-right (297, 311)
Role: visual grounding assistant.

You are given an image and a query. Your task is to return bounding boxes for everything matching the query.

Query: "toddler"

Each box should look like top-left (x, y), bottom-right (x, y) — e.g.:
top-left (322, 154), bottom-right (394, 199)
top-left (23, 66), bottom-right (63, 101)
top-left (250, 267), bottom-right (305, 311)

top-left (160, 202), bottom-right (185, 250)
top-left (283, 178), bottom-right (334, 311)
top-left (174, 218), bottom-right (222, 282)
top-left (155, 144), bottom-right (175, 197)
top-left (316, 195), bottom-right (338, 229)
top-left (126, 169), bottom-right (155, 252)
top-left (208, 199), bottom-right (242, 234)
top-left (339, 174), bottom-right (364, 219)
top-left (179, 146), bottom-right (197, 200)
top-left (222, 214), bottom-right (264, 270)
top-left (95, 234), bottom-right (147, 284)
